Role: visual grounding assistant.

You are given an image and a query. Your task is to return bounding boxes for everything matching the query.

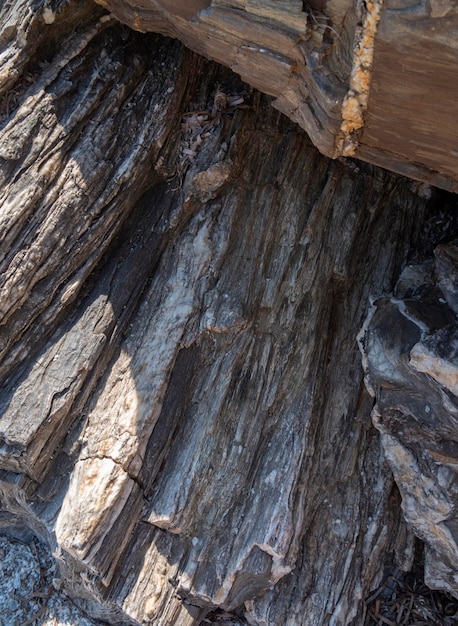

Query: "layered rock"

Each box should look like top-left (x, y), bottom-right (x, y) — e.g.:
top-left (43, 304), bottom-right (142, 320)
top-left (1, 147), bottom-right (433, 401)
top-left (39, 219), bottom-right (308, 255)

top-left (359, 240), bottom-right (458, 598)
top-left (95, 0), bottom-right (458, 192)
top-left (0, 1), bottom-right (441, 625)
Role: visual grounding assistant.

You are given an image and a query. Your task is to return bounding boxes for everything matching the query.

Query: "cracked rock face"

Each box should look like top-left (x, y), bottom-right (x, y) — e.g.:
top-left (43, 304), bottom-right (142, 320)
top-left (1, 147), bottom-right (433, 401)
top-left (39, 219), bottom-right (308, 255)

top-left (0, 1), bottom-right (439, 624)
top-left (359, 239), bottom-right (458, 598)
top-left (95, 0), bottom-right (458, 192)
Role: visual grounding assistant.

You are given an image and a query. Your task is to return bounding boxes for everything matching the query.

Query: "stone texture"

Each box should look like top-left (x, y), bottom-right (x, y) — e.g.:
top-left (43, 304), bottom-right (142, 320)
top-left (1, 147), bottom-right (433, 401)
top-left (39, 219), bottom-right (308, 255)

top-left (359, 240), bottom-right (458, 599)
top-left (95, 0), bottom-right (458, 191)
top-left (0, 1), bottom-right (442, 625)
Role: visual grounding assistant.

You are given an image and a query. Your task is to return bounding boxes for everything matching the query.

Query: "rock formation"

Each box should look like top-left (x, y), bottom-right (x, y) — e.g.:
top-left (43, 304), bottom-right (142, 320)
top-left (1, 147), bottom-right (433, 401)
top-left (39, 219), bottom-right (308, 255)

top-left (96, 0), bottom-right (458, 192)
top-left (0, 1), bottom-right (456, 625)
top-left (359, 238), bottom-right (458, 600)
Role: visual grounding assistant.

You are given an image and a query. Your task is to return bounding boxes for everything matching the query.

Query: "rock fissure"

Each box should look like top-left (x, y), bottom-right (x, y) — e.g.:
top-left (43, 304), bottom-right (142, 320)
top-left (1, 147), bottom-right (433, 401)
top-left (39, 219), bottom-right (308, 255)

top-left (1, 2), bottom-right (457, 625)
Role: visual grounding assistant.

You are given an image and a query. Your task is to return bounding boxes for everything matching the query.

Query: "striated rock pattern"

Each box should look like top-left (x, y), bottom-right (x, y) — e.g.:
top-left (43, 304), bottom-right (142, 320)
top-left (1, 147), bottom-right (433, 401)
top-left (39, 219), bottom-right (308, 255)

top-left (95, 0), bottom-right (355, 160)
top-left (95, 0), bottom-right (458, 192)
top-left (0, 1), bottom-right (439, 624)
top-left (359, 240), bottom-right (458, 599)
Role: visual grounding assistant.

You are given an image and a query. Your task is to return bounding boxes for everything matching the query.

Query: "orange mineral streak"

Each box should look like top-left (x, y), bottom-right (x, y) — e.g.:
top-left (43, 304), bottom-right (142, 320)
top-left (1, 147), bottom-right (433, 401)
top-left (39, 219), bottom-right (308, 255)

top-left (336, 0), bottom-right (383, 156)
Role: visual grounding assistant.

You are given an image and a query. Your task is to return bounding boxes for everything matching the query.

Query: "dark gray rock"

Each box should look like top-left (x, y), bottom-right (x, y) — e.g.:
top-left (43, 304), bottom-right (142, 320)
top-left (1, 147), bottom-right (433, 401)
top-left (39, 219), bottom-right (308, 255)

top-left (359, 241), bottom-right (458, 598)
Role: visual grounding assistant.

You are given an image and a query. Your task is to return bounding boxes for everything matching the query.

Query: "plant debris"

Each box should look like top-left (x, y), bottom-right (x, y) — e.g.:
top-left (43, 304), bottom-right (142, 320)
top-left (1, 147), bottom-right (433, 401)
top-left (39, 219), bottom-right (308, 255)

top-left (175, 84), bottom-right (248, 184)
top-left (0, 73), bottom-right (34, 125)
top-left (199, 607), bottom-right (247, 625)
top-left (365, 569), bottom-right (458, 626)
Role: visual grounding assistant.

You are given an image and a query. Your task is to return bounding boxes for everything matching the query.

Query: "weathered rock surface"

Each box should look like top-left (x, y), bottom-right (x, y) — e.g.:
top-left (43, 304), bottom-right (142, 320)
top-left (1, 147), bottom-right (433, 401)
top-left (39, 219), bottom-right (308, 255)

top-left (0, 1), bottom-right (445, 625)
top-left (0, 534), bottom-right (102, 626)
top-left (359, 240), bottom-right (458, 599)
top-left (95, 0), bottom-right (458, 192)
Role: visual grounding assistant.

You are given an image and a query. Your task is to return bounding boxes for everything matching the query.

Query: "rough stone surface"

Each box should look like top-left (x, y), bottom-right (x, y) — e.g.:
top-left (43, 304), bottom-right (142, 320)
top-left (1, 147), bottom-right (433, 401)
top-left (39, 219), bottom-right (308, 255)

top-left (359, 239), bottom-right (458, 599)
top-left (0, 533), bottom-right (102, 626)
top-left (0, 1), bottom-right (442, 625)
top-left (95, 0), bottom-right (458, 191)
